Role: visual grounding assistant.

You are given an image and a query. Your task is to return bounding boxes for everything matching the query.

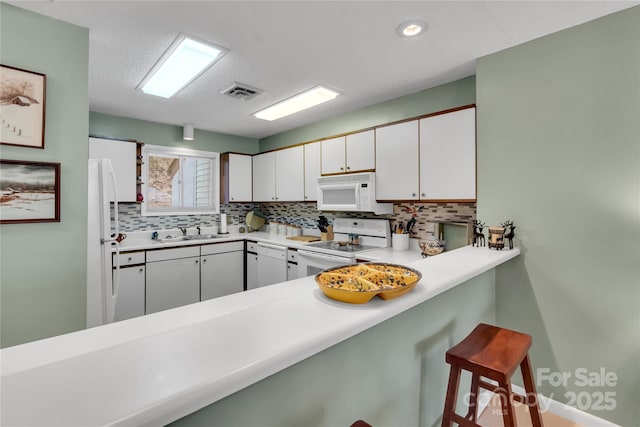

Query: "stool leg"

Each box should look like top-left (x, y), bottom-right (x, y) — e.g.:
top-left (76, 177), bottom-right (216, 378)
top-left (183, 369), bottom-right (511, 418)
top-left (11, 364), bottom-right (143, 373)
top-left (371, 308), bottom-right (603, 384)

top-left (498, 382), bottom-right (517, 427)
top-left (521, 355), bottom-right (544, 427)
top-left (442, 364), bottom-right (462, 427)
top-left (465, 373), bottom-right (480, 422)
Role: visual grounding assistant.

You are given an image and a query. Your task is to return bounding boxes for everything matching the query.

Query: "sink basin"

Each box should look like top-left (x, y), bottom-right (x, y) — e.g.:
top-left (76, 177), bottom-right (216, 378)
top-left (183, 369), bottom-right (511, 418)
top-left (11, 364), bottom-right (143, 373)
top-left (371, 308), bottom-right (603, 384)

top-left (181, 234), bottom-right (223, 240)
top-left (154, 234), bottom-right (223, 243)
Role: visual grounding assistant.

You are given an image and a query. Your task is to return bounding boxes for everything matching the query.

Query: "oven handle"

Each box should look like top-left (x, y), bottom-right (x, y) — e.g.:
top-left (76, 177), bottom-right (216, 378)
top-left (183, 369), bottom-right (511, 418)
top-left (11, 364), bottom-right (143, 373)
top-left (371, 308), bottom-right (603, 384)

top-left (298, 249), bottom-right (352, 263)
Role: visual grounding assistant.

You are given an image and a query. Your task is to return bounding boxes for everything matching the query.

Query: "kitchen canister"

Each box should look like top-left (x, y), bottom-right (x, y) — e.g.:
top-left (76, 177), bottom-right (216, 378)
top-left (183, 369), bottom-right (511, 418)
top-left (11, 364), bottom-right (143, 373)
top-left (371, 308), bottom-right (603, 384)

top-left (392, 233), bottom-right (410, 251)
top-left (269, 222), bottom-right (279, 236)
top-left (287, 225), bottom-right (302, 236)
top-left (278, 223), bottom-right (288, 235)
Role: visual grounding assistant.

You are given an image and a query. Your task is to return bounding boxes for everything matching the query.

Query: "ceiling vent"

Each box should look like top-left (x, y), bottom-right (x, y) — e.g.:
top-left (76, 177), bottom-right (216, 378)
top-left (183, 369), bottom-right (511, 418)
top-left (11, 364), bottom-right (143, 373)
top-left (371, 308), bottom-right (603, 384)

top-left (221, 82), bottom-right (263, 101)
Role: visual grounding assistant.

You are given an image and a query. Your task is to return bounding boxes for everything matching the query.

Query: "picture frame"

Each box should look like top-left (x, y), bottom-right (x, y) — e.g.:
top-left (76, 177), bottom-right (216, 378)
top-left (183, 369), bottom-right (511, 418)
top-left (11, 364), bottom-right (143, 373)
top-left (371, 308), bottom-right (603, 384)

top-left (0, 159), bottom-right (60, 224)
top-left (0, 65), bottom-right (46, 149)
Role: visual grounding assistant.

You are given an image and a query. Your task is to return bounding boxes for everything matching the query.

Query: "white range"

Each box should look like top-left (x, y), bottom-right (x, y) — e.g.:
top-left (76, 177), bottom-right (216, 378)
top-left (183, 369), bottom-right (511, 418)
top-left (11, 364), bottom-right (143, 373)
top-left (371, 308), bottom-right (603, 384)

top-left (297, 218), bottom-right (391, 277)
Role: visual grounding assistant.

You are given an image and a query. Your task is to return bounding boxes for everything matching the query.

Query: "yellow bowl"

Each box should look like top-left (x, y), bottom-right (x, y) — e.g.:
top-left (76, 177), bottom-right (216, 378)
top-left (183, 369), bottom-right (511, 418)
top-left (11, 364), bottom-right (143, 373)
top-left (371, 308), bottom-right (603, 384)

top-left (315, 263), bottom-right (422, 304)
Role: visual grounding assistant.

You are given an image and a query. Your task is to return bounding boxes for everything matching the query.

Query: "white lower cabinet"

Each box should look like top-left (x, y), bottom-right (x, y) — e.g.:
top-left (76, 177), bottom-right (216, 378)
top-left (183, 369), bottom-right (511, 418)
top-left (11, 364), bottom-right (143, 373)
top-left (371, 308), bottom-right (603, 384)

top-left (201, 241), bottom-right (244, 301)
top-left (113, 251), bottom-right (146, 322)
top-left (145, 246), bottom-right (200, 314)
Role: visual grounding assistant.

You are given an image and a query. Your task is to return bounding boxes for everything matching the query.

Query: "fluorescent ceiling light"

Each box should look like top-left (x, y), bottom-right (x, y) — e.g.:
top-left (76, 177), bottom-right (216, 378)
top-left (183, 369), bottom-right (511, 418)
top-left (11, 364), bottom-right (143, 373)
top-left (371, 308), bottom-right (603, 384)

top-left (138, 34), bottom-right (227, 98)
top-left (254, 86), bottom-right (340, 121)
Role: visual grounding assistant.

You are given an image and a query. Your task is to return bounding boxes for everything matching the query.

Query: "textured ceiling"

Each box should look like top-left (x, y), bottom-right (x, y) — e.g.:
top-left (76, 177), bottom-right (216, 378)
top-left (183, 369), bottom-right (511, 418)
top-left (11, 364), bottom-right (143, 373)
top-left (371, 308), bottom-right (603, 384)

top-left (7, 1), bottom-right (638, 139)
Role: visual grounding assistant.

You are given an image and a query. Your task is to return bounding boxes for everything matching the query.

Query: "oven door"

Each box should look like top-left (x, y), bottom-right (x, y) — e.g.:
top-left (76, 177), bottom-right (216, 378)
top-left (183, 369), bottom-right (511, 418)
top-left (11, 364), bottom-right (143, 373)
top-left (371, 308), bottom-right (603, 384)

top-left (297, 250), bottom-right (354, 277)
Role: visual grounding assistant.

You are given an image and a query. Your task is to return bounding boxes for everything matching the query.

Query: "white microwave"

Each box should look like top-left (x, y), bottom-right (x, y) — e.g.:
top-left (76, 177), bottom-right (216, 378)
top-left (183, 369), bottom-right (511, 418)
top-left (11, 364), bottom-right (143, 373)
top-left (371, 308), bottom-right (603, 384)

top-left (317, 172), bottom-right (392, 215)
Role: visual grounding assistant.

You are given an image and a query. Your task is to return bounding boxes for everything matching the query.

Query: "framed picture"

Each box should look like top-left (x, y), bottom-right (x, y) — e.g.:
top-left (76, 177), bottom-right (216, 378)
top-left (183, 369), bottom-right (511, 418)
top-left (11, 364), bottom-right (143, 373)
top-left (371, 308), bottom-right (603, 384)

top-left (0, 65), bottom-right (46, 149)
top-left (0, 159), bottom-right (60, 224)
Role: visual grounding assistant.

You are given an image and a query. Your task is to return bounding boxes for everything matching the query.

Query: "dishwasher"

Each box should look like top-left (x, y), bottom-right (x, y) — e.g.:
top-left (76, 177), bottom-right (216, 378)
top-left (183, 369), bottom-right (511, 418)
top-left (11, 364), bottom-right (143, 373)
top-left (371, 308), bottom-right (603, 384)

top-left (257, 242), bottom-right (288, 288)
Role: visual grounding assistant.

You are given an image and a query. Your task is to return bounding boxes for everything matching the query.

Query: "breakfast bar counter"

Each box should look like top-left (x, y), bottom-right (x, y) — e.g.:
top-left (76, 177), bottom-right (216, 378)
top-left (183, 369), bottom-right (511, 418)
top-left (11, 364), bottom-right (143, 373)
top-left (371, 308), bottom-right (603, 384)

top-left (1, 246), bottom-right (519, 426)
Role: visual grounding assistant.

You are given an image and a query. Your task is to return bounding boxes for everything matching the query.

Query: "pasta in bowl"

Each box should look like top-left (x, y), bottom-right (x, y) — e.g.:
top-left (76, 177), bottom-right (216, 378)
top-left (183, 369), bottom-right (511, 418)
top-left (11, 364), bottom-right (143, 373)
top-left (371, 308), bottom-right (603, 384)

top-left (315, 263), bottom-right (422, 304)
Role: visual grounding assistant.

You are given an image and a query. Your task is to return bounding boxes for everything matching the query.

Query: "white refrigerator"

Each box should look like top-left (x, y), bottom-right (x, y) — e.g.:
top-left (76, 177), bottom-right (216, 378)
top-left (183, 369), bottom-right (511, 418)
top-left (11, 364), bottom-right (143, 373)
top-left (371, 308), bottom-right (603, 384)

top-left (86, 158), bottom-right (122, 328)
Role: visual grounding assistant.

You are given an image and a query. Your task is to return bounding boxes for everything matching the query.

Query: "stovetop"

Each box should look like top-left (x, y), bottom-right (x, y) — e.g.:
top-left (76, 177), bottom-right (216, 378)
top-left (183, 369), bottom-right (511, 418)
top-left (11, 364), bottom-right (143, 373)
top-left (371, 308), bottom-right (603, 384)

top-left (305, 240), bottom-right (380, 254)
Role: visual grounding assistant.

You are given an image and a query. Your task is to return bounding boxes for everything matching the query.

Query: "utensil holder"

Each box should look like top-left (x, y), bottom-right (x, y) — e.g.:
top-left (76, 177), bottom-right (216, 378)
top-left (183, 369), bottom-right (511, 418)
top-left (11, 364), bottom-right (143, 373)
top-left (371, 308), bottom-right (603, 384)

top-left (392, 233), bottom-right (409, 251)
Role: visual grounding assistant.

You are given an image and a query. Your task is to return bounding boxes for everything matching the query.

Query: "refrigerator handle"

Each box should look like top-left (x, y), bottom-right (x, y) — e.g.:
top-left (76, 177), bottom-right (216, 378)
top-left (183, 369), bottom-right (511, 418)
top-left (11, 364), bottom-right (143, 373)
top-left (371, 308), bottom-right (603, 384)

top-left (106, 160), bottom-right (121, 322)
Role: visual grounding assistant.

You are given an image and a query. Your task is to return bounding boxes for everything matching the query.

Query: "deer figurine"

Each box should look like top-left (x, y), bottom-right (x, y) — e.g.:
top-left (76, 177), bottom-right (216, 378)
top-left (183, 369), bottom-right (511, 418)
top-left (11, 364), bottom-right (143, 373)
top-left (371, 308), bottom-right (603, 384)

top-left (501, 220), bottom-right (516, 250)
top-left (472, 220), bottom-right (486, 247)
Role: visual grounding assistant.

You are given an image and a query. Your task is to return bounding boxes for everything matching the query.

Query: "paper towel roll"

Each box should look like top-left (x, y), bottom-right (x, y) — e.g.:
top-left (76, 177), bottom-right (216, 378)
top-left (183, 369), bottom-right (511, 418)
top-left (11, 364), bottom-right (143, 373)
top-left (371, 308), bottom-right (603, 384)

top-left (220, 213), bottom-right (228, 233)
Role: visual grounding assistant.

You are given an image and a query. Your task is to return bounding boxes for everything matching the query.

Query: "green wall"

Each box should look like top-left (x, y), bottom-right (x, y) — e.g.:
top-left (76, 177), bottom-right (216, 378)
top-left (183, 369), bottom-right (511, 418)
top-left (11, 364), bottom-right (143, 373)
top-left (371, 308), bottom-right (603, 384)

top-left (0, 4), bottom-right (89, 347)
top-left (90, 112), bottom-right (259, 154)
top-left (259, 76), bottom-right (475, 151)
top-left (476, 6), bottom-right (639, 425)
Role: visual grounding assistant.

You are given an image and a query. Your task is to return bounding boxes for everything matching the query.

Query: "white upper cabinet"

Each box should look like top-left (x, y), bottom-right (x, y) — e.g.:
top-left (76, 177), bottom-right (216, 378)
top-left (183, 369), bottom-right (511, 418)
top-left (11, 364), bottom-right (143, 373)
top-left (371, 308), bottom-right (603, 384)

top-left (252, 152), bottom-right (276, 202)
top-left (375, 120), bottom-right (420, 200)
top-left (419, 107), bottom-right (476, 200)
top-left (321, 136), bottom-right (345, 175)
top-left (89, 137), bottom-right (137, 202)
top-left (275, 145), bottom-right (304, 201)
top-left (222, 153), bottom-right (252, 203)
top-left (304, 141), bottom-right (321, 201)
top-left (345, 130), bottom-right (375, 172)
top-left (253, 147), bottom-right (304, 202)
top-left (321, 131), bottom-right (375, 175)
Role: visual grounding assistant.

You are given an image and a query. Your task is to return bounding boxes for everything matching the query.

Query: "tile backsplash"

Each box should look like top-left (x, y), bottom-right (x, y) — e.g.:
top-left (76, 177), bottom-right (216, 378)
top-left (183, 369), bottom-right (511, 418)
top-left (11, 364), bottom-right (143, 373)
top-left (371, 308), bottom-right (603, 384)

top-left (114, 201), bottom-right (475, 241)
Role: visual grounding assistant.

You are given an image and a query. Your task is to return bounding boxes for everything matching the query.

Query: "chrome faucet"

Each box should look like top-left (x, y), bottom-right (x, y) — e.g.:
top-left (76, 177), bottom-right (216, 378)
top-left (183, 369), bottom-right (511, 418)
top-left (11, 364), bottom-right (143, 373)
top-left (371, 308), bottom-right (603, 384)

top-left (178, 227), bottom-right (187, 236)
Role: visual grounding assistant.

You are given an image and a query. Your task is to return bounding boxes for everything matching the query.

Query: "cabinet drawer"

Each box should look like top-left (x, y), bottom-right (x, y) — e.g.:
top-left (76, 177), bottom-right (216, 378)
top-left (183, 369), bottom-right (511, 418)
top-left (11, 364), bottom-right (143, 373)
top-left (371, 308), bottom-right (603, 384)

top-left (113, 251), bottom-right (145, 267)
top-left (247, 241), bottom-right (258, 253)
top-left (287, 250), bottom-right (298, 262)
top-left (146, 246), bottom-right (200, 262)
top-left (201, 241), bottom-right (244, 256)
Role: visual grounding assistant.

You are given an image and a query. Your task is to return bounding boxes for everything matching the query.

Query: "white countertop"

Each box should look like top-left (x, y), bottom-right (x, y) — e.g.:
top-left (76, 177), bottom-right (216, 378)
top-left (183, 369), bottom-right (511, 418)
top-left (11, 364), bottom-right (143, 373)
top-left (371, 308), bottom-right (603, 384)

top-left (0, 246), bottom-right (519, 426)
top-left (116, 230), bottom-right (428, 264)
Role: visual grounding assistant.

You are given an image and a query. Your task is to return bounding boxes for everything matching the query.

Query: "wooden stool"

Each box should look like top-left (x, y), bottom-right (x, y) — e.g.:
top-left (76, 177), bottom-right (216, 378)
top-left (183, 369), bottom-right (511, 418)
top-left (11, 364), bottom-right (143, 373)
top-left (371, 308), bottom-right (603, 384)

top-left (442, 323), bottom-right (544, 427)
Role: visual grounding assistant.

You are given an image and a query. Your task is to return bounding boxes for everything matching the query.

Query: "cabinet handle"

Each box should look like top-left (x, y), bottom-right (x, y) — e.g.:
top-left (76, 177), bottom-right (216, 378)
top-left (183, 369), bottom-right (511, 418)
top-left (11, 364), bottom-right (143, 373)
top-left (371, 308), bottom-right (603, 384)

top-left (128, 257), bottom-right (132, 261)
top-left (203, 258), bottom-right (207, 263)
top-left (195, 260), bottom-right (199, 264)
top-left (139, 268), bottom-right (143, 272)
top-left (347, 166), bottom-right (351, 170)
top-left (231, 197), bottom-right (234, 200)
top-left (412, 193), bottom-right (416, 197)
top-left (421, 193), bottom-right (425, 197)
top-left (340, 166), bottom-right (344, 170)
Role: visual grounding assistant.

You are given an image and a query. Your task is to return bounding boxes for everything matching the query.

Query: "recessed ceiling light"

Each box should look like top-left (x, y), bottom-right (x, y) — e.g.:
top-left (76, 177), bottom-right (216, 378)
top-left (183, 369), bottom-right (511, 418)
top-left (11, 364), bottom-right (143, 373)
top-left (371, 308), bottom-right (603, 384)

top-left (396, 19), bottom-right (428, 38)
top-left (254, 86), bottom-right (340, 121)
top-left (138, 34), bottom-right (228, 98)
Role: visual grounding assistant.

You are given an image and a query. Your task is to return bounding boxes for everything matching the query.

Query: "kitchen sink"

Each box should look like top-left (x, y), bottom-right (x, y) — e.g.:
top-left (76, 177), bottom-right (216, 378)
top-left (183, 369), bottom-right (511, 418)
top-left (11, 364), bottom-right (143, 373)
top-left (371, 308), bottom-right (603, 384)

top-left (181, 234), bottom-right (224, 240)
top-left (154, 234), bottom-right (224, 243)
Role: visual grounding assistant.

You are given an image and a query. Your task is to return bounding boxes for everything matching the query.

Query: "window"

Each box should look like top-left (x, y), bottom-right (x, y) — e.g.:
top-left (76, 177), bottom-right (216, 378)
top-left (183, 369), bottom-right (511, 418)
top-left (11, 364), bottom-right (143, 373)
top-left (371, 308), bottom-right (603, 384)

top-left (141, 145), bottom-right (219, 216)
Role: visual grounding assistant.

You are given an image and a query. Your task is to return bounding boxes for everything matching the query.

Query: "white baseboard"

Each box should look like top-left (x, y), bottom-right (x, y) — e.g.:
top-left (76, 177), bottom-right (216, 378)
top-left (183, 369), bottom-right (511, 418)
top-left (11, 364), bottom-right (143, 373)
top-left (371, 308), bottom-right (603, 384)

top-left (475, 385), bottom-right (620, 427)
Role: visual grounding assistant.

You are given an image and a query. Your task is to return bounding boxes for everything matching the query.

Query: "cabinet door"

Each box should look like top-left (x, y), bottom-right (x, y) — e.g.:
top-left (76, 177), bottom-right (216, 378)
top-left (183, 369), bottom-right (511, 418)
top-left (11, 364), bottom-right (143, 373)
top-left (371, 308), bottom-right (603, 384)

top-left (321, 136), bottom-right (346, 175)
top-left (252, 152), bottom-right (276, 202)
top-left (420, 107), bottom-right (476, 200)
top-left (145, 257), bottom-right (200, 314)
top-left (246, 252), bottom-right (259, 290)
top-left (228, 153), bottom-right (252, 202)
top-left (275, 146), bottom-right (304, 201)
top-left (114, 265), bottom-right (145, 322)
top-left (346, 130), bottom-right (375, 172)
top-left (304, 142), bottom-right (321, 201)
top-left (89, 137), bottom-right (137, 202)
top-left (375, 120), bottom-right (420, 200)
top-left (201, 250), bottom-right (244, 300)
